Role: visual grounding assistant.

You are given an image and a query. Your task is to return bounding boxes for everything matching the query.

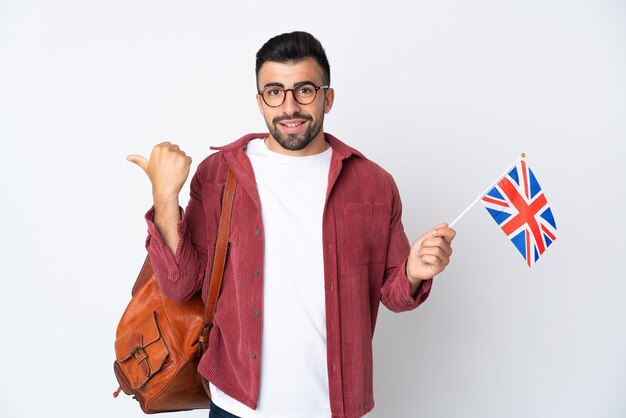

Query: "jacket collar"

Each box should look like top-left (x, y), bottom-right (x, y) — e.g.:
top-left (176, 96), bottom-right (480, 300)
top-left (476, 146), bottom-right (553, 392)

top-left (212, 132), bottom-right (366, 210)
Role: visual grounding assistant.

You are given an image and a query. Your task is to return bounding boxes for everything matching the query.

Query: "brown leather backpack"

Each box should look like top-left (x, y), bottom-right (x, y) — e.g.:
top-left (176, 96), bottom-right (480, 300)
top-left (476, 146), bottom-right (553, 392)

top-left (113, 167), bottom-right (237, 413)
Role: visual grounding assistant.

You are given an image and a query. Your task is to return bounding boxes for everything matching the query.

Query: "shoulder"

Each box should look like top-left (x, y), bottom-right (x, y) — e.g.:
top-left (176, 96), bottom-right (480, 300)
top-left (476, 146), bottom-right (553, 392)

top-left (329, 140), bottom-right (401, 208)
top-left (193, 151), bottom-right (226, 183)
top-left (326, 132), bottom-right (396, 187)
top-left (342, 152), bottom-right (399, 193)
top-left (193, 133), bottom-right (267, 183)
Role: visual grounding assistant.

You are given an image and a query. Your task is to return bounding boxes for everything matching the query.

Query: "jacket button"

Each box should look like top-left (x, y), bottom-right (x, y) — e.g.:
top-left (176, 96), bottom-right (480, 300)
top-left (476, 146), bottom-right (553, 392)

top-left (252, 270), bottom-right (259, 277)
top-left (252, 310), bottom-right (260, 318)
top-left (254, 229), bottom-right (261, 236)
top-left (251, 352), bottom-right (257, 359)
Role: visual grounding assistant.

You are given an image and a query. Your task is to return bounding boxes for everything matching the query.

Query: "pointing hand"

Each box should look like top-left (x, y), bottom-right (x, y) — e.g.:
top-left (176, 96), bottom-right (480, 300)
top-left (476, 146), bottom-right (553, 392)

top-left (127, 141), bottom-right (192, 200)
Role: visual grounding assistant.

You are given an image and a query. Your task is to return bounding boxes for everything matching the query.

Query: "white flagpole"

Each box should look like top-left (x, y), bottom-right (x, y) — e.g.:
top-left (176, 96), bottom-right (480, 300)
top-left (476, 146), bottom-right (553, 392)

top-left (448, 154), bottom-right (525, 228)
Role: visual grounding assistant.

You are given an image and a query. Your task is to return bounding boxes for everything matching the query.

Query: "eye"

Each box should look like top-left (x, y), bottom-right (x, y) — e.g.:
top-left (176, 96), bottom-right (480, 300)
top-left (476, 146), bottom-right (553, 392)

top-left (266, 88), bottom-right (283, 96)
top-left (297, 85), bottom-right (314, 96)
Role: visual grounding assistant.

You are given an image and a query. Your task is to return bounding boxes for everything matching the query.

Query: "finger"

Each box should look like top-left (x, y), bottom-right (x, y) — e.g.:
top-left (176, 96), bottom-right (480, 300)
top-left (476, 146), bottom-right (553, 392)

top-left (178, 151), bottom-right (192, 162)
top-left (420, 237), bottom-right (453, 255)
top-left (412, 223), bottom-right (453, 250)
top-left (126, 154), bottom-right (149, 172)
top-left (156, 142), bottom-right (180, 152)
top-left (419, 252), bottom-right (450, 272)
top-left (421, 236), bottom-right (446, 247)
top-left (418, 246), bottom-right (448, 261)
top-left (418, 254), bottom-right (446, 270)
top-left (433, 226), bottom-right (456, 243)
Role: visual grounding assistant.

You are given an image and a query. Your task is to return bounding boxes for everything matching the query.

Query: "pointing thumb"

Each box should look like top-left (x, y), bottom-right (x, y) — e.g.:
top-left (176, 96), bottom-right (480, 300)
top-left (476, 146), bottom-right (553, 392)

top-left (126, 154), bottom-right (149, 172)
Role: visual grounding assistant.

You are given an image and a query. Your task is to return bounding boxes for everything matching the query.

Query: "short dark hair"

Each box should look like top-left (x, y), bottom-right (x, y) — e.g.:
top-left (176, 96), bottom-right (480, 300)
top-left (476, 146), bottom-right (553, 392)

top-left (255, 31), bottom-right (331, 88)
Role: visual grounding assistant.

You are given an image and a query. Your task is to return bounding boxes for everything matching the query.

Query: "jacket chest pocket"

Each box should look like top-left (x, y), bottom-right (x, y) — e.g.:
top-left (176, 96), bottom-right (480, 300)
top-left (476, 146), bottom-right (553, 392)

top-left (338, 202), bottom-right (390, 265)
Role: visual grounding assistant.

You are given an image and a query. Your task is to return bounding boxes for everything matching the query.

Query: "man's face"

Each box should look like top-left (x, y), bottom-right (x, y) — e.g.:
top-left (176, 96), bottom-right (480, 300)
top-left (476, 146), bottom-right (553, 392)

top-left (256, 57), bottom-right (334, 153)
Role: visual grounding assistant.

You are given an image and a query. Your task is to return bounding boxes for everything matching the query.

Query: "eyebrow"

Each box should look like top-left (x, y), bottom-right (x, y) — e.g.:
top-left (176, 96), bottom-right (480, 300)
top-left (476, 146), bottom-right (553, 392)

top-left (261, 80), bottom-right (317, 90)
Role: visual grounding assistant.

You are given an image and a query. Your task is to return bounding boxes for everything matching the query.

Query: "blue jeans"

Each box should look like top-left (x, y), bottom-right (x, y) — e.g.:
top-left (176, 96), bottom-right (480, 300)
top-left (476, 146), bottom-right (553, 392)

top-left (209, 399), bottom-right (241, 418)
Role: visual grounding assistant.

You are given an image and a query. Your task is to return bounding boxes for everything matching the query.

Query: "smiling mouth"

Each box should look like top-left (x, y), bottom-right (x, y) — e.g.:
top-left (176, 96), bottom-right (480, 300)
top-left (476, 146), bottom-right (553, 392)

top-left (280, 121), bottom-right (305, 128)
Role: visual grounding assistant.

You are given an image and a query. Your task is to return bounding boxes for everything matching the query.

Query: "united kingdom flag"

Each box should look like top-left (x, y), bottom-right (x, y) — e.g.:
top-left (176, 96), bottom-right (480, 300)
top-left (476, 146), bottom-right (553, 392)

top-left (481, 159), bottom-right (557, 267)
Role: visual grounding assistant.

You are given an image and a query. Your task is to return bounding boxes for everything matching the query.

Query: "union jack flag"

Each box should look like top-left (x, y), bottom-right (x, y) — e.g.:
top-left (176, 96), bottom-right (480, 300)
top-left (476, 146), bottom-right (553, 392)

top-left (481, 159), bottom-right (557, 267)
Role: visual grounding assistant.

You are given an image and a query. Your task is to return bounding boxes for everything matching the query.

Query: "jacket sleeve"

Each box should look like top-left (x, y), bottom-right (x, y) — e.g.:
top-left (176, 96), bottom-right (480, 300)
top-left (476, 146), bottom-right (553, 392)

top-left (380, 177), bottom-right (432, 312)
top-left (144, 167), bottom-right (211, 301)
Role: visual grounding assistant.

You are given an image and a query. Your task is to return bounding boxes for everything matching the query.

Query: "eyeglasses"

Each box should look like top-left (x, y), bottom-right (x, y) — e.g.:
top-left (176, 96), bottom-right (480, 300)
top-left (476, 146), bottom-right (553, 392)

top-left (258, 83), bottom-right (329, 107)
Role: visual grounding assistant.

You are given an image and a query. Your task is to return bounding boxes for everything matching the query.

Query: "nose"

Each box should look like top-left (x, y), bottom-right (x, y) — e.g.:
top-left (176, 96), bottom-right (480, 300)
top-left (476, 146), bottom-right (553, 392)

top-left (281, 89), bottom-right (301, 114)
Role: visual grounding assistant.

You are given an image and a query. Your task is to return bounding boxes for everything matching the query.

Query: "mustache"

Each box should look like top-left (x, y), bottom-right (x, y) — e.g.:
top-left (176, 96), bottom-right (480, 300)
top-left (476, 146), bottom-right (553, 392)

top-left (272, 113), bottom-right (313, 124)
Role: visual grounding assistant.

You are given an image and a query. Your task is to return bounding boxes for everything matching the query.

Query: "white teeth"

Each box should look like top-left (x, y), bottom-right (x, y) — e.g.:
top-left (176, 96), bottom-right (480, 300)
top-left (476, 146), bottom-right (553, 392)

top-left (283, 122), bottom-right (303, 128)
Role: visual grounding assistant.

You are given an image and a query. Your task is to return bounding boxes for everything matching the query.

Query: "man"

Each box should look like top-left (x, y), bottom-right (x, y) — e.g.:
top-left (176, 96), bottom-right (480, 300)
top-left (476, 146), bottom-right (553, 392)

top-left (128, 31), bottom-right (455, 418)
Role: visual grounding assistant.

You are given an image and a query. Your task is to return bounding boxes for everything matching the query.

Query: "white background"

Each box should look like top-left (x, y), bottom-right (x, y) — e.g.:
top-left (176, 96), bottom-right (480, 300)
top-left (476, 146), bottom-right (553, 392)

top-left (1, 1), bottom-right (625, 417)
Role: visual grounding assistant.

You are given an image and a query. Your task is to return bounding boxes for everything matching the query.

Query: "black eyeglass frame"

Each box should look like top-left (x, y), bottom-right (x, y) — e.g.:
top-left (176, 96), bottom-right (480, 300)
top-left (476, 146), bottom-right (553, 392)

top-left (258, 83), bottom-right (330, 107)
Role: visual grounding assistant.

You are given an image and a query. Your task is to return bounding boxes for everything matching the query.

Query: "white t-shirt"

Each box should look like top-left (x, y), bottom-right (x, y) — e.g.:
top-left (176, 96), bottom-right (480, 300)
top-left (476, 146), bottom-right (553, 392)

top-left (210, 138), bottom-right (333, 418)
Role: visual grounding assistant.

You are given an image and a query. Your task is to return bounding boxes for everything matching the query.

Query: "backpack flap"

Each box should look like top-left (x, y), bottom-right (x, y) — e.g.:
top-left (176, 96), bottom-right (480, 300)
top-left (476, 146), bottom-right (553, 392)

top-left (114, 311), bottom-right (170, 389)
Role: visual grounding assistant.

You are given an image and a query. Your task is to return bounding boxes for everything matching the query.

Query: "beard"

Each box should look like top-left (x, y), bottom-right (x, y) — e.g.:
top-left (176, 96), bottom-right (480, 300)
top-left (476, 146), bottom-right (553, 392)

top-left (266, 112), bottom-right (324, 151)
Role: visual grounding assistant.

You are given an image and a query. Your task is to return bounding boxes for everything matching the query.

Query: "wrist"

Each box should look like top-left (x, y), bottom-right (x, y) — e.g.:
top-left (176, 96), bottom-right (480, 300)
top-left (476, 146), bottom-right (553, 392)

top-left (406, 262), bottom-right (425, 296)
top-left (153, 191), bottom-right (180, 208)
top-left (153, 194), bottom-right (181, 226)
top-left (406, 262), bottom-right (423, 284)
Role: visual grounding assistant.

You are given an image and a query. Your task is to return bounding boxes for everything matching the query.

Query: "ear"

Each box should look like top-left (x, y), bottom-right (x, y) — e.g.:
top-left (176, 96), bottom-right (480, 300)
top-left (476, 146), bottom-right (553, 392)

top-left (323, 88), bottom-right (335, 114)
top-left (256, 93), bottom-right (264, 115)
